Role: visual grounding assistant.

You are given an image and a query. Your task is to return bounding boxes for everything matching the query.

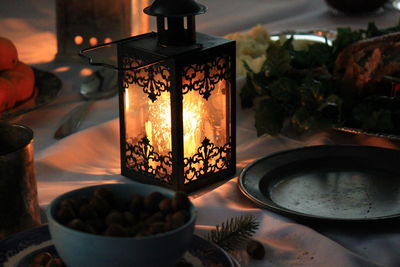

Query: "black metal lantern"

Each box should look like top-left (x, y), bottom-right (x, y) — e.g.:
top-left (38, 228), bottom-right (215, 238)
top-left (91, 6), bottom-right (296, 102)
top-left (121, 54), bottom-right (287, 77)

top-left (82, 0), bottom-right (236, 193)
top-left (118, 0), bottom-right (236, 193)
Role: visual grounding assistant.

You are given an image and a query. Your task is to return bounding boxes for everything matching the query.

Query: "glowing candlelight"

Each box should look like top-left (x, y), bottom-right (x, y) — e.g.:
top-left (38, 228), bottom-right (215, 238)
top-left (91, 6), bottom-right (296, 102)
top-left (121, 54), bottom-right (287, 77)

top-left (132, 0), bottom-right (151, 36)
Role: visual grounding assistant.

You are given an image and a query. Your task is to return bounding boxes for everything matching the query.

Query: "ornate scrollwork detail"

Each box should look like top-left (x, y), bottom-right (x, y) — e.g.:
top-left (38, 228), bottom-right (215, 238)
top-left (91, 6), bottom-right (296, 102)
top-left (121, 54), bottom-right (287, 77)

top-left (183, 137), bottom-right (232, 183)
top-left (123, 57), bottom-right (171, 102)
top-left (126, 136), bottom-right (172, 184)
top-left (182, 55), bottom-right (231, 100)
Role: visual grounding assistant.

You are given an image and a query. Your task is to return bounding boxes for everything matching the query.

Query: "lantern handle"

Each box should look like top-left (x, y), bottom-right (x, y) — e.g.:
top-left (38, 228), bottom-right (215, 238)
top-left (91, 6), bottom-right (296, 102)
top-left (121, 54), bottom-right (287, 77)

top-left (79, 32), bottom-right (170, 71)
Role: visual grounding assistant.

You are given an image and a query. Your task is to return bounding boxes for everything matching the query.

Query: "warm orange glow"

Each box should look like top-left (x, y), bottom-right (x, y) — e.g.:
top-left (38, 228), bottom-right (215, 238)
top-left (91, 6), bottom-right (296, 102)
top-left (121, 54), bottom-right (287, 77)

top-left (89, 37), bottom-right (98, 46)
top-left (124, 62), bottom-right (229, 181)
top-left (141, 93), bottom-right (204, 159)
top-left (132, 0), bottom-right (151, 35)
top-left (53, 66), bottom-right (70, 73)
top-left (145, 93), bottom-right (172, 155)
top-left (74, 35), bottom-right (83, 45)
top-left (125, 88), bottom-right (130, 112)
top-left (104, 37), bottom-right (113, 43)
top-left (80, 68), bottom-right (93, 77)
top-left (182, 94), bottom-right (203, 157)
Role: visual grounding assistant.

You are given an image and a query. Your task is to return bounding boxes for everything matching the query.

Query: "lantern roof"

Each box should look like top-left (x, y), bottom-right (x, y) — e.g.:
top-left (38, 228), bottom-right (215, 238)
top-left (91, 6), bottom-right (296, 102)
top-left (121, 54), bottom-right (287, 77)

top-left (144, 0), bottom-right (207, 17)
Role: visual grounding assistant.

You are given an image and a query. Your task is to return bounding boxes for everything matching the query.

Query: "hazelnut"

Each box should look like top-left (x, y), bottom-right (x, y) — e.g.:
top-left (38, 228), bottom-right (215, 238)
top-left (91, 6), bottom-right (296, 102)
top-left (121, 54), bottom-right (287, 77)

top-left (139, 210), bottom-right (152, 221)
top-left (123, 211), bottom-right (138, 225)
top-left (104, 224), bottom-right (126, 237)
top-left (56, 206), bottom-right (76, 224)
top-left (172, 192), bottom-right (191, 212)
top-left (246, 239), bottom-right (265, 260)
top-left (45, 258), bottom-right (65, 267)
top-left (129, 194), bottom-right (144, 214)
top-left (90, 196), bottom-right (110, 216)
top-left (105, 211), bottom-right (125, 226)
top-left (32, 252), bottom-right (52, 265)
top-left (146, 211), bottom-right (165, 224)
top-left (78, 204), bottom-right (98, 220)
top-left (59, 198), bottom-right (78, 211)
top-left (144, 192), bottom-right (164, 212)
top-left (86, 218), bottom-right (106, 234)
top-left (125, 225), bottom-right (140, 236)
top-left (148, 222), bottom-right (165, 235)
top-left (113, 198), bottom-right (129, 212)
top-left (170, 211), bottom-right (187, 229)
top-left (67, 219), bottom-right (86, 232)
top-left (159, 198), bottom-right (172, 213)
top-left (76, 196), bottom-right (90, 207)
top-left (93, 187), bottom-right (114, 205)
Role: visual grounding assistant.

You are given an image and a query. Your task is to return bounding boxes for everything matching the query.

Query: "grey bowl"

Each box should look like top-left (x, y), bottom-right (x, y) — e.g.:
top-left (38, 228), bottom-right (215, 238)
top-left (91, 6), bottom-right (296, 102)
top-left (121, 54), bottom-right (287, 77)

top-left (46, 183), bottom-right (197, 267)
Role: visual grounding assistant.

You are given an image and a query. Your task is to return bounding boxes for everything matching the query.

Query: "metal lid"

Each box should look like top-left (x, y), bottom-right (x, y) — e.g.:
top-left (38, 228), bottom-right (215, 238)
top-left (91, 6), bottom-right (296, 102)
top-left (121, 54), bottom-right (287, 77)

top-left (143, 0), bottom-right (207, 17)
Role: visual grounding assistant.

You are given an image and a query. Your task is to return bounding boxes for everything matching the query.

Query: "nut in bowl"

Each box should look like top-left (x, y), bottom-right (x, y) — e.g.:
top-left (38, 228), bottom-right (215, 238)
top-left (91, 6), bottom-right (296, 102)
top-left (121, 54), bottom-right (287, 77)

top-left (46, 184), bottom-right (197, 267)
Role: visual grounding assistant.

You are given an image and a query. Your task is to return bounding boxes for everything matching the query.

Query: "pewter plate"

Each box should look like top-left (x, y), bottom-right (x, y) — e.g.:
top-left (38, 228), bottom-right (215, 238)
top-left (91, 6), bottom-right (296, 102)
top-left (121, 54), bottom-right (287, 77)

top-left (238, 145), bottom-right (400, 225)
top-left (0, 68), bottom-right (62, 120)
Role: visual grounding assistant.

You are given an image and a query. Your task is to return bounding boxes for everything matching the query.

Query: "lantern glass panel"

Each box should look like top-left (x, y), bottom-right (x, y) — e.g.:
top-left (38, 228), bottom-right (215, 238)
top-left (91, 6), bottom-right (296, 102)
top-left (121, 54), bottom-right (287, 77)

top-left (182, 55), bottom-right (232, 184)
top-left (123, 58), bottom-right (173, 184)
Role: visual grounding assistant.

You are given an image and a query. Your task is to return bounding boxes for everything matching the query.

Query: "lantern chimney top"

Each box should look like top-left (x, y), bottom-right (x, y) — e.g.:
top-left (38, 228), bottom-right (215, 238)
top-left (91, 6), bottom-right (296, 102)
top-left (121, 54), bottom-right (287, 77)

top-left (144, 0), bottom-right (207, 46)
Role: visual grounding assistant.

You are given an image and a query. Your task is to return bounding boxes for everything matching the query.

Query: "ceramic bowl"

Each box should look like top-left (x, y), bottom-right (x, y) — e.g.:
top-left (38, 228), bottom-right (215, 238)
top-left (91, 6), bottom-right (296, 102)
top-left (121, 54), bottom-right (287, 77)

top-left (46, 183), bottom-right (196, 267)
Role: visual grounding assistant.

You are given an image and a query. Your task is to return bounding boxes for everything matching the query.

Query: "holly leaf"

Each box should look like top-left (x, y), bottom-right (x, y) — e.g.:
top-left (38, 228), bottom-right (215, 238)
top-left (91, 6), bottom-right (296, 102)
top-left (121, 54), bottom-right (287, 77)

top-left (254, 98), bottom-right (285, 136)
top-left (268, 77), bottom-right (300, 113)
top-left (240, 73), bottom-right (260, 109)
top-left (332, 27), bottom-right (363, 54)
top-left (292, 43), bottom-right (333, 69)
top-left (265, 42), bottom-right (291, 77)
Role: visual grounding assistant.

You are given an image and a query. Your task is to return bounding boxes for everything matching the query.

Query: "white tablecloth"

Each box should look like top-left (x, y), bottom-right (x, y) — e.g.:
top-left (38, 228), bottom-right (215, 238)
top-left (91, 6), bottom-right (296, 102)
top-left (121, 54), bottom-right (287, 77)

top-left (1, 0), bottom-right (400, 266)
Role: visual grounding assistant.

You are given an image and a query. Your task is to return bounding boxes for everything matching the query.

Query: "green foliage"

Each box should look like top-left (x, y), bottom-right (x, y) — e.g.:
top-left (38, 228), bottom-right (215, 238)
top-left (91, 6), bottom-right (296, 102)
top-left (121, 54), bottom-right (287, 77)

top-left (240, 73), bottom-right (259, 109)
top-left (265, 42), bottom-right (292, 77)
top-left (206, 214), bottom-right (259, 252)
top-left (240, 22), bottom-right (400, 136)
top-left (292, 42), bottom-right (333, 69)
top-left (255, 98), bottom-right (285, 136)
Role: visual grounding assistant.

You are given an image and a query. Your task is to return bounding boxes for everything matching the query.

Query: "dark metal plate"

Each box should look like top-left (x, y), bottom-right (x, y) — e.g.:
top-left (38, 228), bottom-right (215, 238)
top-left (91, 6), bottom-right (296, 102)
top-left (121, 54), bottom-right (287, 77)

top-left (0, 67), bottom-right (62, 120)
top-left (238, 145), bottom-right (400, 224)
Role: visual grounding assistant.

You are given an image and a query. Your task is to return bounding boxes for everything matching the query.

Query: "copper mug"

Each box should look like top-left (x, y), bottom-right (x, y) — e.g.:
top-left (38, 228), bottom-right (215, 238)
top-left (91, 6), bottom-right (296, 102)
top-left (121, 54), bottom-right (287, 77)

top-left (0, 122), bottom-right (40, 239)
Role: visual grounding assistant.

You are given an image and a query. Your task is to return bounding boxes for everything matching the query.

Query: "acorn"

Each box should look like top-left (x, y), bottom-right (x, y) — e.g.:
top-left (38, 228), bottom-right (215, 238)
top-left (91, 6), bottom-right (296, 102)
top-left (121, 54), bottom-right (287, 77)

top-left (246, 239), bottom-right (265, 260)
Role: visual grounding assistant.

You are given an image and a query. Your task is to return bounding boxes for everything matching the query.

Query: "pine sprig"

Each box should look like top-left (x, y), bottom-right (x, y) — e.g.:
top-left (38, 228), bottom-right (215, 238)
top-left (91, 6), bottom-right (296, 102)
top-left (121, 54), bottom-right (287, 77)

top-left (206, 214), bottom-right (259, 252)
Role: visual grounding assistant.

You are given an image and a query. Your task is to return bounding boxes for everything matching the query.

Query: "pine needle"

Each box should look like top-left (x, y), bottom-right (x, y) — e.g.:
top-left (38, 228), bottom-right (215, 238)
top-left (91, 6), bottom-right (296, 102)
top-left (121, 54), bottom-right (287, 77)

top-left (206, 214), bottom-right (259, 252)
